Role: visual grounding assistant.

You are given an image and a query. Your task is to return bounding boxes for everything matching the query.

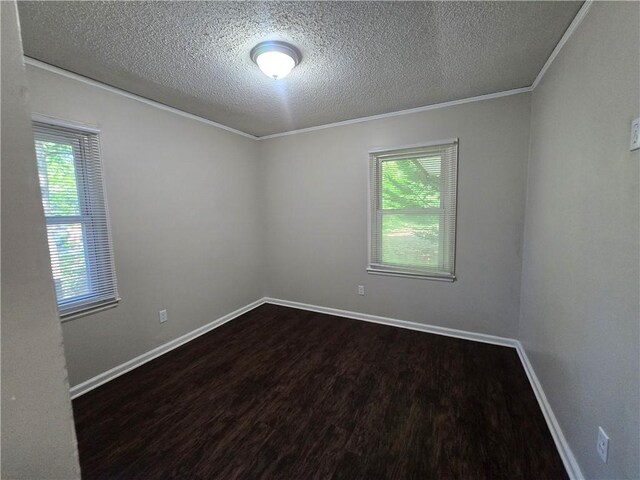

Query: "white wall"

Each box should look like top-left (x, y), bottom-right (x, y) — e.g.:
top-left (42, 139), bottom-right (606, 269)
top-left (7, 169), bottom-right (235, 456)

top-left (26, 65), bottom-right (264, 386)
top-left (520, 2), bottom-right (640, 479)
top-left (1, 2), bottom-right (80, 477)
top-left (259, 93), bottom-right (531, 338)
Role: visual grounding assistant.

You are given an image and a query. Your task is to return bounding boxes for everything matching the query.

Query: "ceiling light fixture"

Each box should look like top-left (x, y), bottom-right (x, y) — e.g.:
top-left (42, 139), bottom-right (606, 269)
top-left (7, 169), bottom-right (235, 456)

top-left (250, 41), bottom-right (300, 80)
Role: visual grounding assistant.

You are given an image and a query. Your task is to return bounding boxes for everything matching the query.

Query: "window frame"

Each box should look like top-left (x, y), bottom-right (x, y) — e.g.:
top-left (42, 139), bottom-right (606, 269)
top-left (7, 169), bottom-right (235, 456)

top-left (32, 114), bottom-right (120, 320)
top-left (367, 139), bottom-right (459, 281)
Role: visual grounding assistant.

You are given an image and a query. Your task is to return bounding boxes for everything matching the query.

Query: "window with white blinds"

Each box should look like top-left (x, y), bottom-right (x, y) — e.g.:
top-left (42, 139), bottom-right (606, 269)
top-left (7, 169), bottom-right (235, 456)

top-left (368, 140), bottom-right (458, 280)
top-left (33, 119), bottom-right (119, 318)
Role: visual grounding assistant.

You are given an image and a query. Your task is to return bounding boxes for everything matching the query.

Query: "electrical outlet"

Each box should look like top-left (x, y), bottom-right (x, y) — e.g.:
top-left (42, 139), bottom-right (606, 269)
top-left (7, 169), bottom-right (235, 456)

top-left (358, 285), bottom-right (365, 296)
top-left (159, 309), bottom-right (168, 323)
top-left (597, 426), bottom-right (609, 463)
top-left (631, 117), bottom-right (640, 151)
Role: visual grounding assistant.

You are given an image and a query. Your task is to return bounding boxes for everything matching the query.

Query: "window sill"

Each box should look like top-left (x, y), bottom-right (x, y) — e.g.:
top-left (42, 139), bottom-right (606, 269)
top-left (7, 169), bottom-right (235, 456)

top-left (366, 268), bottom-right (455, 282)
top-left (60, 298), bottom-right (120, 322)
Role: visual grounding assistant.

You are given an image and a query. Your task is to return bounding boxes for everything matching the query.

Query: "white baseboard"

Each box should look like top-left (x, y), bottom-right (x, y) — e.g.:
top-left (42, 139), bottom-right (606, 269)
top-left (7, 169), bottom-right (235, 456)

top-left (515, 343), bottom-right (585, 480)
top-left (264, 298), bottom-right (582, 479)
top-left (263, 297), bottom-right (519, 348)
top-left (69, 298), bottom-right (264, 399)
top-left (69, 295), bottom-right (582, 480)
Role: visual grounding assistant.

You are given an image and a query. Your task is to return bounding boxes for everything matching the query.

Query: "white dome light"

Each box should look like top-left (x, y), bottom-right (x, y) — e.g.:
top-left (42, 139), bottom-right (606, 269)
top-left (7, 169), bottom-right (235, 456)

top-left (251, 41), bottom-right (300, 80)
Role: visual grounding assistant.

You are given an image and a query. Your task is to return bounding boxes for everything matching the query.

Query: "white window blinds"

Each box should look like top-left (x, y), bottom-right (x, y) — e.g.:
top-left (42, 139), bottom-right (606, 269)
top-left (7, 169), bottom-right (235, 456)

top-left (369, 140), bottom-right (458, 280)
top-left (33, 119), bottom-right (119, 318)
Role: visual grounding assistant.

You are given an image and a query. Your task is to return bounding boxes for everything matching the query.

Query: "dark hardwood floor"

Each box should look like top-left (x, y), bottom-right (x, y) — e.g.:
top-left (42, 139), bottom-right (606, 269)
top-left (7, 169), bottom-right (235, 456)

top-left (73, 304), bottom-right (567, 479)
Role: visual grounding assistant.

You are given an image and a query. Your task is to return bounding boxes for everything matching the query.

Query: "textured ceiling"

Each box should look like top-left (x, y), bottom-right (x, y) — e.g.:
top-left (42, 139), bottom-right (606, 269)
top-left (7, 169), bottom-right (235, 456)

top-left (18, 1), bottom-right (582, 137)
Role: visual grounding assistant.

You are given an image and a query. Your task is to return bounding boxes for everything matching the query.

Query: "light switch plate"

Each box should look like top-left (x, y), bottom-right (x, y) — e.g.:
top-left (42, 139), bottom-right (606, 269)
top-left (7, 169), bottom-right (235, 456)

top-left (631, 117), bottom-right (640, 151)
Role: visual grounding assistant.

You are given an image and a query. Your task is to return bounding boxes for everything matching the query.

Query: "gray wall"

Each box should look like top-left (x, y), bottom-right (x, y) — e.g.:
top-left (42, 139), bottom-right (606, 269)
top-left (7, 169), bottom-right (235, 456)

top-left (1, 2), bottom-right (80, 478)
top-left (519, 2), bottom-right (640, 479)
top-left (13, 3), bottom-right (639, 479)
top-left (260, 93), bottom-right (531, 338)
top-left (26, 66), bottom-right (264, 386)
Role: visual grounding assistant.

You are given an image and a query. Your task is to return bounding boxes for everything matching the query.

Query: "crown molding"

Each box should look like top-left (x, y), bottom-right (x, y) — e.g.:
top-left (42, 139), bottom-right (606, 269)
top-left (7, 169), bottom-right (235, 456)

top-left (257, 87), bottom-right (532, 140)
top-left (531, 1), bottom-right (594, 90)
top-left (23, 57), bottom-right (258, 140)
top-left (25, 55), bottom-right (531, 142)
top-left (24, 1), bottom-right (591, 141)
top-left (259, 0), bottom-right (593, 140)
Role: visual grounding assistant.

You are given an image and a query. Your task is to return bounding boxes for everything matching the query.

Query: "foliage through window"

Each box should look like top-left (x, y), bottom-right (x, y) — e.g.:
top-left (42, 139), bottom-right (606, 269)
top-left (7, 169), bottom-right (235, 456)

top-left (369, 141), bottom-right (458, 280)
top-left (33, 119), bottom-right (119, 318)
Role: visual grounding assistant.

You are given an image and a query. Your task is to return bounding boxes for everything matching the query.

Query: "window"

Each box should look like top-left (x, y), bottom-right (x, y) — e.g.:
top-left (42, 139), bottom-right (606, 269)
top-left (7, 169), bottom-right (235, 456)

top-left (33, 118), bottom-right (119, 318)
top-left (368, 140), bottom-right (458, 280)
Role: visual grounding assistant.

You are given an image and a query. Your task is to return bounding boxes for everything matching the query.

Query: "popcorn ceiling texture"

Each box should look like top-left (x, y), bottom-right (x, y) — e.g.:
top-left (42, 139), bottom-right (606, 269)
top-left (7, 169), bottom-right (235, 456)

top-left (18, 1), bottom-right (582, 137)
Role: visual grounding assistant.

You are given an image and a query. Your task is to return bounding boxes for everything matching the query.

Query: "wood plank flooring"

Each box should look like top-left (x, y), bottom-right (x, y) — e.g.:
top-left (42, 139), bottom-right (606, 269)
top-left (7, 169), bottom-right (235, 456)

top-left (72, 304), bottom-right (567, 479)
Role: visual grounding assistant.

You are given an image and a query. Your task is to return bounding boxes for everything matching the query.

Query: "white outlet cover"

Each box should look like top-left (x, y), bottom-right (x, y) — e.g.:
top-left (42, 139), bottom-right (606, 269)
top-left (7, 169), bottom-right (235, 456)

top-left (357, 285), bottom-right (365, 295)
top-left (159, 309), bottom-right (168, 323)
top-left (631, 117), bottom-right (640, 151)
top-left (597, 426), bottom-right (609, 463)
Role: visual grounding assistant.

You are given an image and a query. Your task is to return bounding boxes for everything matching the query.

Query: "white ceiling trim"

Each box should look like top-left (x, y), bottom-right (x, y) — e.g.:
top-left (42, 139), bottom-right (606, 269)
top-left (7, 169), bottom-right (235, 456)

top-left (23, 1), bottom-right (592, 142)
top-left (24, 56), bottom-right (532, 141)
top-left (257, 87), bottom-right (532, 140)
top-left (23, 56), bottom-right (259, 140)
top-left (261, 0), bottom-right (594, 141)
top-left (531, 1), bottom-right (593, 90)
